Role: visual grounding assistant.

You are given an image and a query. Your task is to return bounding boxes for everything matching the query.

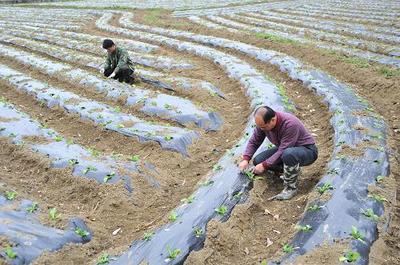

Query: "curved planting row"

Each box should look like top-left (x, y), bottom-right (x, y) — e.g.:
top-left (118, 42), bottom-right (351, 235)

top-left (91, 11), bottom-right (297, 264)
top-left (0, 98), bottom-right (136, 189)
top-left (0, 30), bottom-right (224, 97)
top-left (271, 8), bottom-right (399, 29)
top-left (253, 11), bottom-right (400, 45)
top-left (0, 43), bottom-right (222, 133)
top-left (0, 20), bottom-right (81, 31)
top-left (230, 13), bottom-right (400, 57)
top-left (201, 15), bottom-right (400, 68)
top-left (109, 12), bottom-right (390, 263)
top-left (1, 24), bottom-right (158, 53)
top-left (0, 194), bottom-right (91, 265)
top-left (0, 28), bottom-right (192, 70)
top-left (0, 63), bottom-right (198, 155)
top-left (306, 2), bottom-right (400, 15)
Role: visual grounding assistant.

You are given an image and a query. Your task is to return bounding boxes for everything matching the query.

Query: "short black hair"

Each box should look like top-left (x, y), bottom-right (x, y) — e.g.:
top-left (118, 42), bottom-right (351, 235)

top-left (254, 106), bottom-right (276, 123)
top-left (102, 39), bottom-right (115, 49)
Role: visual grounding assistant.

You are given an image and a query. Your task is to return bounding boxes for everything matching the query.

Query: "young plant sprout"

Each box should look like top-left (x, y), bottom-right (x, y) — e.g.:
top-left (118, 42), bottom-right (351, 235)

top-left (327, 168), bottom-right (339, 175)
top-left (317, 183), bottom-right (333, 194)
top-left (215, 205), bottom-right (228, 215)
top-left (54, 135), bottom-right (63, 142)
top-left (375, 175), bottom-right (384, 183)
top-left (117, 123), bottom-right (125, 129)
top-left (350, 226), bottom-right (364, 243)
top-left (339, 250), bottom-right (360, 263)
top-left (5, 247), bottom-right (17, 259)
top-left (213, 164), bottom-right (223, 171)
top-left (307, 204), bottom-right (322, 212)
top-left (103, 172), bottom-right (115, 183)
top-left (113, 106), bottom-right (121, 113)
top-left (200, 180), bottom-right (214, 187)
top-left (143, 231), bottom-right (154, 241)
top-left (362, 209), bottom-right (380, 222)
top-left (75, 227), bottom-right (90, 238)
top-left (83, 165), bottom-right (97, 175)
top-left (233, 191), bottom-right (243, 200)
top-left (164, 135), bottom-right (173, 141)
top-left (168, 211), bottom-right (178, 222)
top-left (26, 202), bottom-right (39, 213)
top-left (164, 103), bottom-right (173, 110)
top-left (283, 244), bottom-right (294, 253)
top-left (368, 194), bottom-right (388, 203)
top-left (49, 208), bottom-right (60, 220)
top-left (5, 191), bottom-right (17, 201)
top-left (66, 139), bottom-right (74, 146)
top-left (166, 246), bottom-right (181, 260)
top-left (244, 170), bottom-right (263, 181)
top-left (194, 227), bottom-right (203, 238)
top-left (88, 148), bottom-right (100, 157)
top-left (97, 253), bottom-right (110, 265)
top-left (68, 159), bottom-right (79, 166)
top-left (296, 224), bottom-right (312, 232)
top-left (128, 155), bottom-right (140, 162)
top-left (181, 195), bottom-right (195, 204)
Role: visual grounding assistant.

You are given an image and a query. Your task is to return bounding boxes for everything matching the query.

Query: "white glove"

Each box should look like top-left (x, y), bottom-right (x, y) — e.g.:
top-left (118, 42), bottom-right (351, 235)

top-left (108, 72), bottom-right (116, 79)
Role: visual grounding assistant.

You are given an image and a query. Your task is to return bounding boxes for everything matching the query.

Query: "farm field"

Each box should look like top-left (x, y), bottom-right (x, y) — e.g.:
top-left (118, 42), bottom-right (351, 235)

top-left (0, 0), bottom-right (399, 264)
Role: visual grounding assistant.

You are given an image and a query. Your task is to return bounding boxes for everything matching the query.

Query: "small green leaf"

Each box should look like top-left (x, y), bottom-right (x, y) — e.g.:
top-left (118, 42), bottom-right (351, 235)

top-left (49, 208), bottom-right (60, 220)
top-left (283, 244), bottom-right (293, 253)
top-left (5, 247), bottom-right (17, 259)
top-left (164, 135), bottom-right (173, 141)
top-left (194, 227), bottom-right (203, 238)
top-left (26, 202), bottom-right (39, 213)
top-left (97, 253), bottom-right (110, 264)
top-left (166, 245), bottom-right (181, 260)
top-left (215, 205), bottom-right (228, 215)
top-left (74, 227), bottom-right (90, 238)
top-left (317, 183), bottom-right (333, 194)
top-left (103, 172), bottom-right (115, 183)
top-left (339, 250), bottom-right (360, 262)
top-left (143, 231), bottom-right (154, 241)
top-left (128, 155), bottom-right (140, 162)
top-left (5, 191), bottom-right (17, 201)
top-left (168, 211), bottom-right (178, 222)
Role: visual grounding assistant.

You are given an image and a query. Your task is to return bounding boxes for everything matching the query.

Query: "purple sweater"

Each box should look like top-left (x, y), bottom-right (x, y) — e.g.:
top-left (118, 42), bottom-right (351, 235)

top-left (243, 111), bottom-right (315, 168)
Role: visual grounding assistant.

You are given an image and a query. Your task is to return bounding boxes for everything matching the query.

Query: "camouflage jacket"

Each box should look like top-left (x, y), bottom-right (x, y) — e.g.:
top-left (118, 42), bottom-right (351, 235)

top-left (104, 47), bottom-right (134, 74)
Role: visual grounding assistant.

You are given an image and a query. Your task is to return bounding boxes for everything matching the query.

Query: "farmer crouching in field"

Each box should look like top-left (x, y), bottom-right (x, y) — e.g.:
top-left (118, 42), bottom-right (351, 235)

top-left (238, 106), bottom-right (318, 200)
top-left (102, 39), bottom-right (135, 84)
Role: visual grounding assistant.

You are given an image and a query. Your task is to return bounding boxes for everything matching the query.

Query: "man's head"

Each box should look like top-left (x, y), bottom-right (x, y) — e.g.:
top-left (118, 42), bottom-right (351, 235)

top-left (254, 106), bottom-right (277, 131)
top-left (102, 39), bottom-right (116, 54)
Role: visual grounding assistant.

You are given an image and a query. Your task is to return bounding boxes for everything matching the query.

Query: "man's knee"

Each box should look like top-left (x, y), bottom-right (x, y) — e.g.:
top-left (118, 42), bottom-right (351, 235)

top-left (282, 148), bottom-right (299, 166)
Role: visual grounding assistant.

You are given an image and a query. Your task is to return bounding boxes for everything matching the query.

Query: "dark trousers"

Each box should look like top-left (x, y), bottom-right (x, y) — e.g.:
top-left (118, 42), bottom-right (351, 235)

top-left (253, 144), bottom-right (318, 172)
top-left (104, 68), bottom-right (134, 83)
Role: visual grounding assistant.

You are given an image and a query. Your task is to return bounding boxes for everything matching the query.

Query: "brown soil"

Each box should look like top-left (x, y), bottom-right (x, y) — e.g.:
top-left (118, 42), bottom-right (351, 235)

top-left (0, 6), bottom-right (397, 265)
top-left (130, 9), bottom-right (400, 265)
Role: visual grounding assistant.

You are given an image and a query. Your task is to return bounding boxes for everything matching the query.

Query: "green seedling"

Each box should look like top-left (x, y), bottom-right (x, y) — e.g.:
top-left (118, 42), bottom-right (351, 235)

top-left (83, 165), bottom-right (97, 175)
top-left (66, 139), bottom-right (74, 146)
top-left (261, 260), bottom-right (267, 265)
top-left (215, 205), bottom-right (228, 215)
top-left (97, 253), bottom-right (110, 264)
top-left (168, 211), bottom-right (178, 222)
top-left (200, 180), bottom-right (214, 187)
top-left (128, 155), bottom-right (140, 162)
top-left (362, 208), bottom-right (380, 222)
top-left (327, 168), bottom-right (339, 175)
top-left (143, 231), bottom-right (154, 241)
top-left (283, 244), bottom-right (294, 253)
top-left (339, 250), bottom-right (360, 263)
top-left (117, 123), bottom-right (125, 129)
top-left (341, 56), bottom-right (370, 68)
top-left (379, 66), bottom-right (400, 78)
top-left (350, 226), bottom-right (364, 243)
top-left (255, 32), bottom-right (296, 44)
top-left (317, 183), bottom-right (333, 194)
top-left (375, 175), bottom-right (385, 183)
top-left (26, 202), bottom-right (38, 213)
top-left (88, 148), bottom-right (100, 157)
top-left (5, 247), bottom-right (16, 259)
top-left (244, 170), bottom-right (263, 181)
top-left (164, 135), bottom-right (173, 141)
top-left (54, 135), bottom-right (63, 142)
top-left (213, 164), bottom-right (223, 171)
top-left (181, 195), bottom-right (195, 204)
top-left (368, 194), bottom-right (388, 203)
top-left (166, 246), bottom-right (181, 260)
top-left (307, 204), bottom-right (322, 212)
top-left (49, 208), bottom-right (60, 220)
top-left (233, 191), bottom-right (243, 200)
top-left (150, 101), bottom-right (157, 106)
top-left (75, 227), bottom-right (90, 238)
top-left (5, 191), bottom-right (17, 201)
top-left (164, 103), bottom-right (173, 110)
top-left (68, 159), bottom-right (79, 166)
top-left (113, 106), bottom-right (121, 112)
top-left (296, 224), bottom-right (312, 232)
top-left (103, 172), bottom-right (115, 183)
top-left (194, 227), bottom-right (203, 238)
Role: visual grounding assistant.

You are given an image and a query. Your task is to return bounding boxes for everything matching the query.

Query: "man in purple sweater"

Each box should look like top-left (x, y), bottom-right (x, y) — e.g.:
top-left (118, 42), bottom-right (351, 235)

top-left (239, 106), bottom-right (318, 200)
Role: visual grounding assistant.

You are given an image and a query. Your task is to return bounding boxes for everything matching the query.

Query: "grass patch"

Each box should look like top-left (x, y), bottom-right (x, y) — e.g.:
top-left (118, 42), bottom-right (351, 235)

top-left (254, 32), bottom-right (297, 44)
top-left (340, 56), bottom-right (371, 68)
top-left (379, 66), bottom-right (400, 78)
top-left (143, 8), bottom-right (167, 24)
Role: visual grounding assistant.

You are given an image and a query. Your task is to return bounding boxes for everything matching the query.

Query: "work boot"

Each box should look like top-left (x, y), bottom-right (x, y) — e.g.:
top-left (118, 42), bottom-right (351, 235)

top-left (275, 163), bottom-right (300, 200)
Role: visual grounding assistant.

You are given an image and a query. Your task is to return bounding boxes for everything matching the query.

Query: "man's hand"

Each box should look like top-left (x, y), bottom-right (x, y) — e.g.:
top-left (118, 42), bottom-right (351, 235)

top-left (108, 72), bottom-right (116, 79)
top-left (252, 163), bottom-right (265, 175)
top-left (238, 160), bottom-right (249, 173)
